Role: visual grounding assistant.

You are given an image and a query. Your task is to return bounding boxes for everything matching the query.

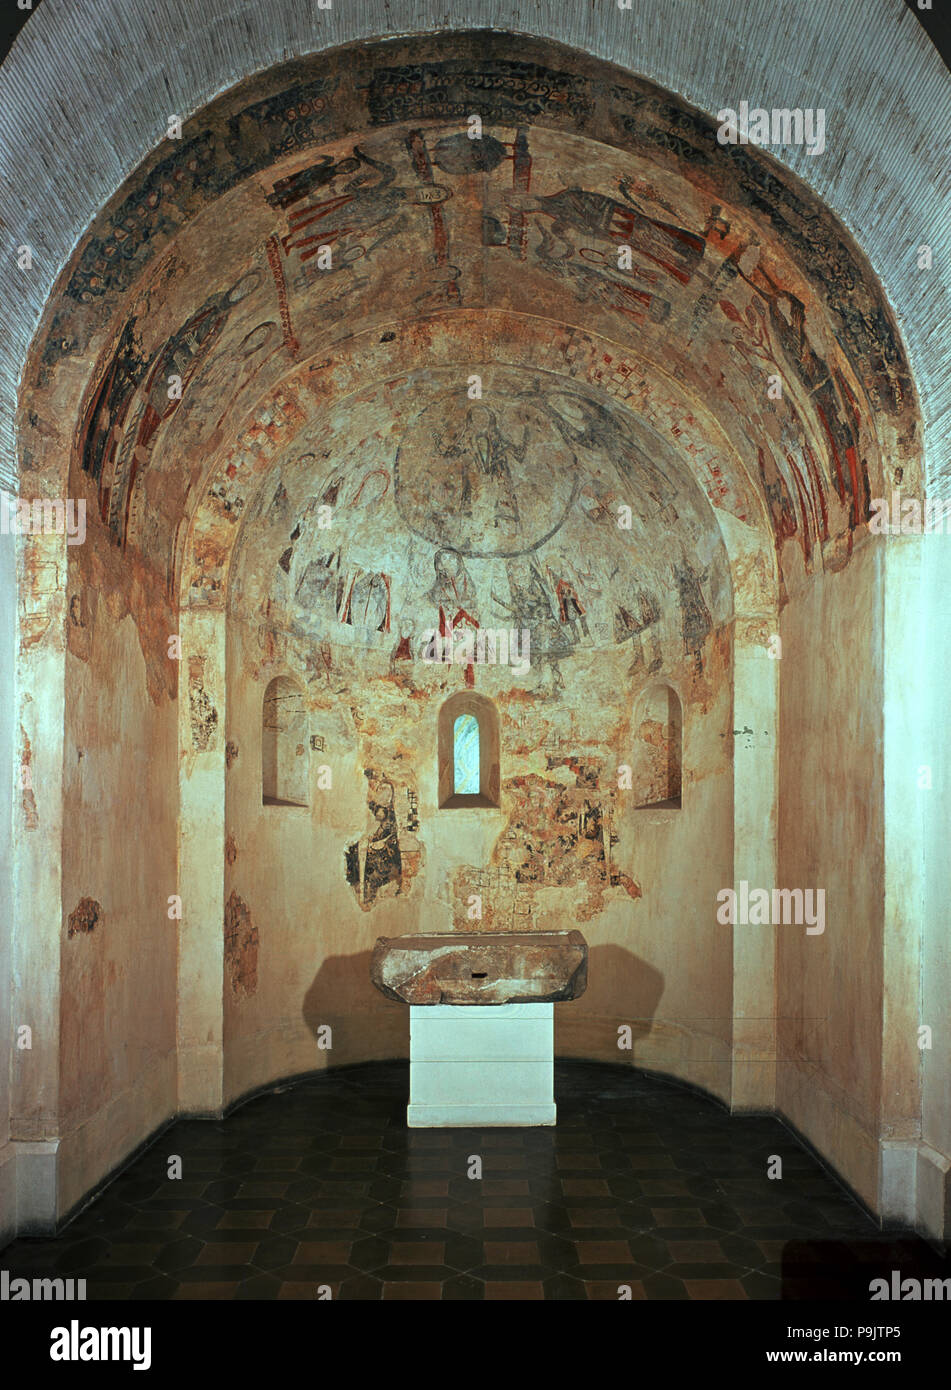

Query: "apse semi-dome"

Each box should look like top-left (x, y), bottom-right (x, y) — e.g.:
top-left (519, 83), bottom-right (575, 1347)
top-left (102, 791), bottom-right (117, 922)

top-left (229, 364), bottom-right (731, 683)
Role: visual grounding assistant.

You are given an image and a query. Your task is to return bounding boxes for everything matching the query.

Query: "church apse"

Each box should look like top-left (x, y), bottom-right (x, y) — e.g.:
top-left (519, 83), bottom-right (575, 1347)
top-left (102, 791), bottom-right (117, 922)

top-left (219, 357), bottom-right (734, 1017)
top-left (9, 25), bottom-right (928, 1205)
top-left (17, 31), bottom-right (916, 717)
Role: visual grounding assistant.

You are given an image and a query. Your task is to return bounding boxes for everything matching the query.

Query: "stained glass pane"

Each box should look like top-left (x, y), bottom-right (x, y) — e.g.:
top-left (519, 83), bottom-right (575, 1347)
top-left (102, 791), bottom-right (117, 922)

top-left (453, 713), bottom-right (480, 795)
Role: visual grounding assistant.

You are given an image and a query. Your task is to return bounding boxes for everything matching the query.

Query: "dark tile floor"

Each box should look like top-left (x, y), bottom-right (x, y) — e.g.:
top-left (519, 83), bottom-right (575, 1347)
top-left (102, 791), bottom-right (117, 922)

top-left (3, 1061), bottom-right (947, 1300)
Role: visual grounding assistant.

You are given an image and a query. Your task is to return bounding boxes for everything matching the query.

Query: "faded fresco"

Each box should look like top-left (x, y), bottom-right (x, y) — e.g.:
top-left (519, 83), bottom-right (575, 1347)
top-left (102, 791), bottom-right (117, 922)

top-left (230, 365), bottom-right (729, 692)
top-left (344, 768), bottom-right (423, 911)
top-left (222, 355), bottom-right (730, 916)
top-left (15, 36), bottom-right (915, 627)
top-left (15, 31), bottom-right (920, 941)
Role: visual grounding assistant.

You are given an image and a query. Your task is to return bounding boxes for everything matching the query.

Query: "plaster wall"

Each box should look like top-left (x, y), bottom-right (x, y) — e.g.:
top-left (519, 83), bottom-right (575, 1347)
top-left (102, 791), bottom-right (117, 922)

top-left (777, 539), bottom-right (885, 1211)
top-left (918, 534), bottom-right (951, 1239)
top-left (0, 534), bottom-right (15, 1243)
top-left (222, 609), bottom-right (735, 1108)
top-left (58, 602), bottom-right (178, 1217)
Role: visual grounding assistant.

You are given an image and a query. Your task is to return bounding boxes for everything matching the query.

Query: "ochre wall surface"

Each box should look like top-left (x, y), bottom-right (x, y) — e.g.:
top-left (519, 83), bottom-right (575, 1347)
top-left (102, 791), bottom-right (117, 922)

top-left (7, 30), bottom-right (932, 1234)
top-left (60, 610), bottom-right (178, 1216)
top-left (222, 607), bottom-right (734, 1106)
top-left (777, 540), bottom-right (885, 1210)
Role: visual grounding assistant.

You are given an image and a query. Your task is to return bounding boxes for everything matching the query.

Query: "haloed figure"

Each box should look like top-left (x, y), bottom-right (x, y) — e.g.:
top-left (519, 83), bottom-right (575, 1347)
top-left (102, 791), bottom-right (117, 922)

top-left (345, 771), bottom-right (402, 909)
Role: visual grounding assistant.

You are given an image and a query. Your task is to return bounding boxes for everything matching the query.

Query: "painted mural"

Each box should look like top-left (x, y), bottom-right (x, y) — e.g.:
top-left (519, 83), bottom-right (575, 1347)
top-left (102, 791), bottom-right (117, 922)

top-left (67, 99), bottom-right (895, 600)
top-left (453, 758), bottom-right (642, 930)
top-left (221, 358), bottom-right (729, 916)
top-left (16, 31), bottom-right (921, 941)
top-left (344, 768), bottom-right (423, 911)
top-left (14, 30), bottom-right (913, 650)
top-left (229, 365), bottom-right (730, 701)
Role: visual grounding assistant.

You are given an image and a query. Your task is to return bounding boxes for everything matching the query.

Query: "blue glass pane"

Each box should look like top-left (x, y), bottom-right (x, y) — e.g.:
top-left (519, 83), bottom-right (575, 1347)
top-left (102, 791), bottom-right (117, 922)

top-left (453, 714), bottom-right (480, 795)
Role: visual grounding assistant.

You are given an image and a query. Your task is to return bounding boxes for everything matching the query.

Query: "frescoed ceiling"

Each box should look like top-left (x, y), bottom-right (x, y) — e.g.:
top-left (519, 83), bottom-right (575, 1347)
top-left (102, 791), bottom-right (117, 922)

top-left (19, 31), bottom-right (921, 675)
top-left (229, 363), bottom-right (733, 689)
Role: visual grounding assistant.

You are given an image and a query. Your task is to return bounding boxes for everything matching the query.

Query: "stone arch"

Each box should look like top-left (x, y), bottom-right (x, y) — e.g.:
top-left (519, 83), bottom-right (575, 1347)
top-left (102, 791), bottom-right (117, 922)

top-left (2, 0), bottom-right (944, 493)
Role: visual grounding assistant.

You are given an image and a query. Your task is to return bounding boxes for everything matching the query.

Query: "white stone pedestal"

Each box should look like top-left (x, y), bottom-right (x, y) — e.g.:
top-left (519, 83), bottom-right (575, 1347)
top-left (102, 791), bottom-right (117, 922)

top-left (407, 1002), bottom-right (555, 1127)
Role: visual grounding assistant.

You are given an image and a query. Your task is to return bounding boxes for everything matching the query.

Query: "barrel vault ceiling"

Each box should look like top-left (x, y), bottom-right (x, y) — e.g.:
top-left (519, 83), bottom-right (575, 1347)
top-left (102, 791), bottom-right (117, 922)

top-left (16, 32), bottom-right (922, 696)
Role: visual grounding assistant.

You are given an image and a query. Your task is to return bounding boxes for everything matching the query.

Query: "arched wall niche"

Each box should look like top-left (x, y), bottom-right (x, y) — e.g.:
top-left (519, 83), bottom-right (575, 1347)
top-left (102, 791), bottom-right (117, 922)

top-left (175, 336), bottom-right (756, 1125)
top-left (438, 691), bottom-right (501, 809)
top-left (179, 306), bottom-right (752, 1096)
top-left (202, 327), bottom-right (747, 1117)
top-left (630, 682), bottom-right (683, 810)
top-left (261, 673), bottom-right (308, 807)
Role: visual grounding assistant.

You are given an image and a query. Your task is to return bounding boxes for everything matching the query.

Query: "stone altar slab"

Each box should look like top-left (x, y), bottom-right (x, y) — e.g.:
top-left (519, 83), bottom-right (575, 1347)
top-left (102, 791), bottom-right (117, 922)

top-left (369, 929), bottom-right (588, 1006)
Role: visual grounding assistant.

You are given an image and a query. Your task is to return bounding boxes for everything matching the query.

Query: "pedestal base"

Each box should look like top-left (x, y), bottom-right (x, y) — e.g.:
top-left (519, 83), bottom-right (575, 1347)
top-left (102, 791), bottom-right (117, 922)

top-left (408, 1002), bottom-right (555, 1128)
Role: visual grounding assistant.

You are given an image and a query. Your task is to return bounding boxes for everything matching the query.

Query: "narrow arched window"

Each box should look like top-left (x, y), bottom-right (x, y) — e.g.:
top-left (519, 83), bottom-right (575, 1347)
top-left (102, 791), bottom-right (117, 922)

top-left (438, 693), bottom-right (499, 808)
top-left (631, 683), bottom-right (682, 809)
top-left (453, 713), bottom-right (480, 794)
top-left (262, 675), bottom-right (309, 806)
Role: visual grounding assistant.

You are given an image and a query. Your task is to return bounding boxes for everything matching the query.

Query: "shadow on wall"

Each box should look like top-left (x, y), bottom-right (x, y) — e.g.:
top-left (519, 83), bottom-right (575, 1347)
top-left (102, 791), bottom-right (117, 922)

top-left (557, 943), bottom-right (665, 1056)
top-left (303, 942), bottom-right (664, 1064)
top-left (302, 949), bottom-right (405, 1059)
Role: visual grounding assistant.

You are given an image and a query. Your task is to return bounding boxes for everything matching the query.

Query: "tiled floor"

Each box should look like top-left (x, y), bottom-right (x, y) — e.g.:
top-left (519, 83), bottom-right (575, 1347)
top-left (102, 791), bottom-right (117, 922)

top-left (3, 1061), bottom-right (947, 1299)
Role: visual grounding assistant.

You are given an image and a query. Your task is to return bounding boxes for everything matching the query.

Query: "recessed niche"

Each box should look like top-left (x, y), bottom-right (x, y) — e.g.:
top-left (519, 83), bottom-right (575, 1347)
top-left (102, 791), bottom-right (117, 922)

top-left (262, 674), bottom-right (309, 807)
top-left (631, 683), bottom-right (683, 810)
top-left (438, 691), bottom-right (500, 808)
